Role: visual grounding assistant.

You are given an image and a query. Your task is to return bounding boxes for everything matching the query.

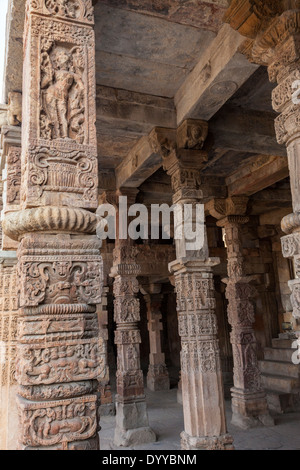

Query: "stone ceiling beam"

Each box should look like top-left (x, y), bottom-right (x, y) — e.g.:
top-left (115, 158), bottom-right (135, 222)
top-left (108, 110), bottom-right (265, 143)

top-left (226, 155), bottom-right (289, 197)
top-left (96, 85), bottom-right (176, 132)
top-left (175, 24), bottom-right (259, 125)
top-left (115, 127), bottom-right (176, 189)
top-left (210, 107), bottom-right (286, 157)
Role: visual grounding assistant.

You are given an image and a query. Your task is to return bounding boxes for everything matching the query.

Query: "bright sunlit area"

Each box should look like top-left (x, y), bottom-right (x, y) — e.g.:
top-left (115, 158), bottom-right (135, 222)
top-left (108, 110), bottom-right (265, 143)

top-left (0, 0), bottom-right (9, 101)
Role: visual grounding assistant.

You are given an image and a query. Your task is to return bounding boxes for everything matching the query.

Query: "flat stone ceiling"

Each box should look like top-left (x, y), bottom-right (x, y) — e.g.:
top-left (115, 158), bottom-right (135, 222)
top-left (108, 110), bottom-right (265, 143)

top-left (94, 2), bottom-right (219, 97)
top-left (96, 0), bottom-right (228, 31)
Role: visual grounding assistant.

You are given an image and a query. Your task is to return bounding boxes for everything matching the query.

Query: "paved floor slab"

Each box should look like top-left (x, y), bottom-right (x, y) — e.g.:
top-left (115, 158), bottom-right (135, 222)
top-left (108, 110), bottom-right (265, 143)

top-left (100, 388), bottom-right (300, 450)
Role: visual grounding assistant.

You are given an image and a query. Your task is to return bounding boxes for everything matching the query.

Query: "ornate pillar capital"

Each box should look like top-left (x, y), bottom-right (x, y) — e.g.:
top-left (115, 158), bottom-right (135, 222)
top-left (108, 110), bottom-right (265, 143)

top-left (224, 1), bottom-right (284, 41)
top-left (207, 196), bottom-right (249, 222)
top-left (160, 119), bottom-right (208, 204)
top-left (224, 1), bottom-right (293, 64)
top-left (217, 215), bottom-right (249, 228)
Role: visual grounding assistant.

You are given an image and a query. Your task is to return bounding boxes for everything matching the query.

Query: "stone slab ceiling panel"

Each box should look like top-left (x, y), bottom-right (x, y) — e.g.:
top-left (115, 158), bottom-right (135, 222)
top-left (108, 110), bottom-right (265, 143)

top-left (96, 0), bottom-right (228, 32)
top-left (94, 3), bottom-right (217, 97)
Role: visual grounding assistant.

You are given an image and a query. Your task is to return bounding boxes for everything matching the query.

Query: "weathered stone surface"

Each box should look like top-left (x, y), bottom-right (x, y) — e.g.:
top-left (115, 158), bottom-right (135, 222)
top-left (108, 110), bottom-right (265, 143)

top-left (109, 191), bottom-right (156, 447)
top-left (210, 198), bottom-right (273, 428)
top-left (97, 1), bottom-right (228, 32)
top-left (175, 24), bottom-right (258, 124)
top-left (4, 0), bottom-right (103, 451)
top-left (142, 286), bottom-right (170, 392)
top-left (3, 0), bottom-right (25, 101)
top-left (94, 3), bottom-right (217, 98)
top-left (156, 124), bottom-right (234, 450)
top-left (0, 259), bottom-right (18, 450)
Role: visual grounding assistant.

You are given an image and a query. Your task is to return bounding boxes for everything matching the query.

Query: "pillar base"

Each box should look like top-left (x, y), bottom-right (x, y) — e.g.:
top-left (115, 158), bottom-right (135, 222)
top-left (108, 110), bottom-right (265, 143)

top-left (231, 387), bottom-right (274, 430)
top-left (147, 373), bottom-right (170, 392)
top-left (114, 400), bottom-right (156, 447)
top-left (180, 431), bottom-right (234, 451)
top-left (99, 402), bottom-right (116, 417)
top-left (114, 426), bottom-right (157, 447)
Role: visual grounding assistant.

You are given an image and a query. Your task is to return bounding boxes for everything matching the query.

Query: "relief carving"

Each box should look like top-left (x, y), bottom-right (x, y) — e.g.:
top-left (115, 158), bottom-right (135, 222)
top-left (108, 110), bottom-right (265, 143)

top-left (6, 147), bottom-right (21, 206)
top-left (18, 314), bottom-right (98, 343)
top-left (40, 41), bottom-right (85, 143)
top-left (177, 119), bottom-right (208, 150)
top-left (181, 340), bottom-right (219, 373)
top-left (18, 395), bottom-right (97, 447)
top-left (113, 297), bottom-right (140, 324)
top-left (19, 256), bottom-right (102, 308)
top-left (16, 0), bottom-right (100, 450)
top-left (289, 280), bottom-right (300, 318)
top-left (25, 147), bottom-right (97, 206)
top-left (16, 338), bottom-right (106, 386)
top-left (27, 0), bottom-right (94, 23)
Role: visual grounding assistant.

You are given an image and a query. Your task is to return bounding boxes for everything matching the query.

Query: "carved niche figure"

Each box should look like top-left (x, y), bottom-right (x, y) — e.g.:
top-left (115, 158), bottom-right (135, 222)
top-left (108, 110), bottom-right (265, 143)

top-left (45, 0), bottom-right (81, 18)
top-left (40, 42), bottom-right (85, 143)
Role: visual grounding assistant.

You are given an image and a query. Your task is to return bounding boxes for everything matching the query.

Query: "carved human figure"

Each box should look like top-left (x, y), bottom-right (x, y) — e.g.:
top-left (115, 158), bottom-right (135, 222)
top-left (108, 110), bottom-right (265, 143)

top-left (41, 45), bottom-right (85, 142)
top-left (69, 46), bottom-right (85, 143)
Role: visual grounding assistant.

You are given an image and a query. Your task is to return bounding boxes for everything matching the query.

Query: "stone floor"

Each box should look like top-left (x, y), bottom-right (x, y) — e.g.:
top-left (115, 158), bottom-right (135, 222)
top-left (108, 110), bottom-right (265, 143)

top-left (100, 388), bottom-right (300, 450)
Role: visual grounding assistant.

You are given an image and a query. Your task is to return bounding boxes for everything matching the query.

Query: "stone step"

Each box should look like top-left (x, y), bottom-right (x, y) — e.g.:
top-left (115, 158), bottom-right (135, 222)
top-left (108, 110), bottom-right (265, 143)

top-left (260, 360), bottom-right (300, 379)
top-left (272, 338), bottom-right (296, 349)
top-left (261, 374), bottom-right (300, 394)
top-left (264, 347), bottom-right (295, 362)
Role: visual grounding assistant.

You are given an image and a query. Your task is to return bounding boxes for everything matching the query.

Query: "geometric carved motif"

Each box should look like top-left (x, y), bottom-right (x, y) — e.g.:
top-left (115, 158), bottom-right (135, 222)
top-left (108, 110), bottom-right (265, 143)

top-left (180, 340), bottom-right (220, 373)
top-left (175, 274), bottom-right (216, 313)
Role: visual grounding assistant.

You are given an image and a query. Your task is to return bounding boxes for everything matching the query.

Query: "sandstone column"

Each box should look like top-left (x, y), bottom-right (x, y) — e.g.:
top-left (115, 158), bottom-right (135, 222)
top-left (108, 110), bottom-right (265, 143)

top-left (143, 285), bottom-right (170, 392)
top-left (161, 120), bottom-right (234, 450)
top-left (209, 197), bottom-right (273, 429)
top-left (224, 1), bottom-right (300, 339)
top-left (0, 257), bottom-right (18, 450)
top-left (2, 0), bottom-right (105, 450)
top-left (0, 121), bottom-right (21, 449)
top-left (110, 190), bottom-right (156, 447)
top-left (98, 286), bottom-right (114, 416)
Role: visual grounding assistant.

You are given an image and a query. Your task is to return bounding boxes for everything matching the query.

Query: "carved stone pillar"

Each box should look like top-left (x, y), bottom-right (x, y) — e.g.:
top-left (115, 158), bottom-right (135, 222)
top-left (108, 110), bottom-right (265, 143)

top-left (161, 120), bottom-right (233, 450)
top-left (209, 197), bottom-right (273, 429)
top-left (0, 257), bottom-right (18, 450)
top-left (0, 119), bottom-right (20, 449)
top-left (98, 286), bottom-right (114, 416)
top-left (2, 1), bottom-right (105, 450)
top-left (225, 0), bottom-right (300, 335)
top-left (110, 190), bottom-right (156, 447)
top-left (143, 284), bottom-right (170, 392)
